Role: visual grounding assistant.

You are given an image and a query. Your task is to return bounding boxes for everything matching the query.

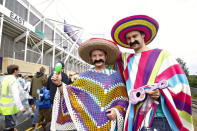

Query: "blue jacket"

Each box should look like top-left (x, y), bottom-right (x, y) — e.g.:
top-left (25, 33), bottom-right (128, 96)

top-left (38, 87), bottom-right (51, 108)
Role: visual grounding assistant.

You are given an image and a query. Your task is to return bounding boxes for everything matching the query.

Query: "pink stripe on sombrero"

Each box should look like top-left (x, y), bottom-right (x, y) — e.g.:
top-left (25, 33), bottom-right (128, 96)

top-left (112, 15), bottom-right (159, 32)
top-left (119, 26), bottom-right (152, 45)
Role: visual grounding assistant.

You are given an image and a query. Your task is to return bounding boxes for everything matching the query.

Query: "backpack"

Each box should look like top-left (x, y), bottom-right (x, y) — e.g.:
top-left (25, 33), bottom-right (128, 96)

top-left (37, 87), bottom-right (51, 108)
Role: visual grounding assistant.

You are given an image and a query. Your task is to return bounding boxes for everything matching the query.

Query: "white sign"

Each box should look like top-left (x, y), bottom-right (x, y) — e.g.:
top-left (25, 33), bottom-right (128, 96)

top-left (0, 5), bottom-right (35, 31)
top-left (10, 11), bottom-right (24, 25)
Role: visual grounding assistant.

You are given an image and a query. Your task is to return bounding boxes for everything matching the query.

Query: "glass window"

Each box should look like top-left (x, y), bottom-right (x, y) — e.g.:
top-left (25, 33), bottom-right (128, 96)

top-left (29, 12), bottom-right (40, 25)
top-left (18, 2), bottom-right (27, 20)
top-left (5, 0), bottom-right (27, 20)
top-left (0, 0), bottom-right (3, 5)
top-left (5, 0), bottom-right (14, 11)
top-left (36, 22), bottom-right (43, 32)
top-left (55, 33), bottom-right (62, 46)
top-left (62, 40), bottom-right (68, 51)
top-left (44, 24), bottom-right (54, 41)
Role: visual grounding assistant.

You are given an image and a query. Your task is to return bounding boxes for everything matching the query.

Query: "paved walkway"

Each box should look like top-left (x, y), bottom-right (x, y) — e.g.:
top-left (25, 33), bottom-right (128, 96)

top-left (0, 112), bottom-right (50, 131)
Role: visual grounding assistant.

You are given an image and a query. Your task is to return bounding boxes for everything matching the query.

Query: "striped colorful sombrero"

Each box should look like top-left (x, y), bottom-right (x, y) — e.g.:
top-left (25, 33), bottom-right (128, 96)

top-left (78, 38), bottom-right (119, 65)
top-left (111, 15), bottom-right (159, 48)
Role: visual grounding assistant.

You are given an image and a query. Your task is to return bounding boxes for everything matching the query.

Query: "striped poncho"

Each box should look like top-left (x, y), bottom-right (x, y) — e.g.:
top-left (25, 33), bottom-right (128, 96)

top-left (116, 49), bottom-right (193, 131)
top-left (51, 68), bottom-right (129, 131)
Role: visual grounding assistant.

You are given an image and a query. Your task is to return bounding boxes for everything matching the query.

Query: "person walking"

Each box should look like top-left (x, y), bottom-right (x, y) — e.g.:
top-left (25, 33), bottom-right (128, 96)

top-left (0, 64), bottom-right (26, 131)
top-left (34, 80), bottom-right (51, 131)
top-left (30, 67), bottom-right (47, 127)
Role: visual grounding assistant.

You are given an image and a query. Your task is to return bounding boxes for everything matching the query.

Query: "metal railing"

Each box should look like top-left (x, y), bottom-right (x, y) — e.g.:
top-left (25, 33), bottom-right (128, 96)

top-left (192, 99), bottom-right (197, 114)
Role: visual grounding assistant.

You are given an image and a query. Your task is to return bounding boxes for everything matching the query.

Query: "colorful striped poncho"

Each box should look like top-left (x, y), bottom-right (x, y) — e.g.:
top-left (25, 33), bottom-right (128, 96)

top-left (51, 68), bottom-right (129, 131)
top-left (116, 49), bottom-right (193, 131)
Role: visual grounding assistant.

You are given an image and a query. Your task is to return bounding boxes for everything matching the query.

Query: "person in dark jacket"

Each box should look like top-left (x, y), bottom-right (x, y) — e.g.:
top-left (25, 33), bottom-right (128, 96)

top-left (30, 66), bottom-right (47, 128)
top-left (30, 67), bottom-right (47, 98)
top-left (47, 61), bottom-right (71, 104)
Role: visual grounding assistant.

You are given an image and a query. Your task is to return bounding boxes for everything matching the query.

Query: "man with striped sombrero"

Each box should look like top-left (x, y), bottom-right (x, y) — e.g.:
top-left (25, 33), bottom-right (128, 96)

top-left (111, 15), bottom-right (193, 131)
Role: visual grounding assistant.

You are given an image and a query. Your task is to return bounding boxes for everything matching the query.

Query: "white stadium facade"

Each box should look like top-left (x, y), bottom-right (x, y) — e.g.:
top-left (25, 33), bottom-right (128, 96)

top-left (0, 0), bottom-right (90, 74)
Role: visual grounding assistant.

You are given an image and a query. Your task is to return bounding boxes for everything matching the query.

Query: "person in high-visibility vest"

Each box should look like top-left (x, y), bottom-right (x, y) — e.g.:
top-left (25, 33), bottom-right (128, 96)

top-left (0, 64), bottom-right (26, 131)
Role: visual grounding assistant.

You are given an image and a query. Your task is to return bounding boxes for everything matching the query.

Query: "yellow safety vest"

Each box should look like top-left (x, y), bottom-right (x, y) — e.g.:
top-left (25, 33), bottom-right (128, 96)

top-left (0, 76), bottom-right (19, 115)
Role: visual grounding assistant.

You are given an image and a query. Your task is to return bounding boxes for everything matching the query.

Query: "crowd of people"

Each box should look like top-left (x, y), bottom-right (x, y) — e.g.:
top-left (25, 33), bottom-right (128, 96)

top-left (0, 15), bottom-right (194, 131)
top-left (0, 63), bottom-right (77, 131)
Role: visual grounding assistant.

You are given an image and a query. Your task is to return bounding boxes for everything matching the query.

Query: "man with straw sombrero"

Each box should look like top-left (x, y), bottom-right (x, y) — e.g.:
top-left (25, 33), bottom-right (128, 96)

top-left (50, 38), bottom-right (128, 131)
top-left (111, 15), bottom-right (193, 131)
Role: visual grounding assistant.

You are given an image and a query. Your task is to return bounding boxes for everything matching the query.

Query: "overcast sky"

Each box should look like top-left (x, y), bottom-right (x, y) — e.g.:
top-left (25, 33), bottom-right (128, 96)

top-left (28, 0), bottom-right (197, 75)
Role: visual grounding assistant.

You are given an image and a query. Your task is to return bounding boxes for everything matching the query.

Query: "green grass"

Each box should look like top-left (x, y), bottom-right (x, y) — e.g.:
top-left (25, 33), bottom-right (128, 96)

top-left (193, 116), bottom-right (197, 130)
top-left (192, 93), bottom-right (197, 130)
top-left (192, 93), bottom-right (197, 99)
top-left (192, 96), bottom-right (197, 99)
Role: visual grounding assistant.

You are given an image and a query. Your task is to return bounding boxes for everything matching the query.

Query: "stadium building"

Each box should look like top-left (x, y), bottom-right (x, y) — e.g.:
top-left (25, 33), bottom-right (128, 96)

top-left (0, 0), bottom-right (90, 74)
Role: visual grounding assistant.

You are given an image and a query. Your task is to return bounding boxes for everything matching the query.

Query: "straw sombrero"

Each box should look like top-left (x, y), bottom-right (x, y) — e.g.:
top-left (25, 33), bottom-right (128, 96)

top-left (78, 38), bottom-right (119, 65)
top-left (111, 15), bottom-right (159, 48)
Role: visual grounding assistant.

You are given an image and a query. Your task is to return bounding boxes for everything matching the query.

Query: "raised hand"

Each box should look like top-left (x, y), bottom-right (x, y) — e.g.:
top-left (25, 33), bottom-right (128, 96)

top-left (51, 73), bottom-right (62, 86)
top-left (106, 108), bottom-right (117, 120)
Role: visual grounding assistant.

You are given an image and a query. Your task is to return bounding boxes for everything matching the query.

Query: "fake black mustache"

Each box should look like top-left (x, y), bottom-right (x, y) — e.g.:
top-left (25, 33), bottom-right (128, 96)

top-left (93, 59), bottom-right (105, 64)
top-left (129, 40), bottom-right (140, 46)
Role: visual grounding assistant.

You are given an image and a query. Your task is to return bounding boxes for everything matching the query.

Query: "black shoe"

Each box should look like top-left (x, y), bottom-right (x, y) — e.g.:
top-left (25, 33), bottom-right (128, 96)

top-left (31, 124), bottom-right (35, 128)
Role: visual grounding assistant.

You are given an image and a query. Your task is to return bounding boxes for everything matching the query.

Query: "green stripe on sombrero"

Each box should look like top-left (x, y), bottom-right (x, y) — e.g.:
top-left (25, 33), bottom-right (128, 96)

top-left (114, 19), bottom-right (157, 47)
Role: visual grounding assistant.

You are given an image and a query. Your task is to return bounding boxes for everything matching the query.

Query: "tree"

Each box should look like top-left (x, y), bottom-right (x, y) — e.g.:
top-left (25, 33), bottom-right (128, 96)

top-left (176, 58), bottom-right (189, 76)
top-left (188, 75), bottom-right (197, 88)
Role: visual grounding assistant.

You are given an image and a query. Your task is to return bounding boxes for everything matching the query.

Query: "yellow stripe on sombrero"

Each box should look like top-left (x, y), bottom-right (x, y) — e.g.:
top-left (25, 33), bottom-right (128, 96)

top-left (114, 19), bottom-right (157, 47)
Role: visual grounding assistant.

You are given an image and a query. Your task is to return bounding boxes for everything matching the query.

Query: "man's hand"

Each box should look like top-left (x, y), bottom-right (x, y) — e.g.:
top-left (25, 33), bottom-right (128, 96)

top-left (146, 89), bottom-right (160, 100)
top-left (20, 108), bottom-right (26, 113)
top-left (106, 108), bottom-right (117, 120)
top-left (51, 73), bottom-right (62, 86)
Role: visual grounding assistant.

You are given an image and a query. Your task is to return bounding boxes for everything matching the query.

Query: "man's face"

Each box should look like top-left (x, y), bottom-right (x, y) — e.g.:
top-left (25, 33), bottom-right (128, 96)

top-left (125, 31), bottom-right (145, 49)
top-left (90, 50), bottom-right (107, 67)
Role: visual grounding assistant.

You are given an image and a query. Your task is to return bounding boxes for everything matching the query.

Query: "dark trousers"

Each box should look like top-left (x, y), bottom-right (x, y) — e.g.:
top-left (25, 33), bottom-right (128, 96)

top-left (4, 115), bottom-right (16, 130)
top-left (141, 117), bottom-right (172, 131)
